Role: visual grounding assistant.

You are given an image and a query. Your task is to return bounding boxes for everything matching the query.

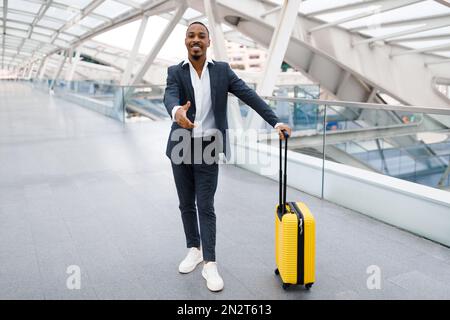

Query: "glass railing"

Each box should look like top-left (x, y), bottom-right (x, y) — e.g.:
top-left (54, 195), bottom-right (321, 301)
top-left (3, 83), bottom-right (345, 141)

top-left (262, 96), bottom-right (450, 193)
top-left (29, 79), bottom-right (169, 123)
top-left (28, 79), bottom-right (450, 192)
top-left (51, 79), bottom-right (126, 122)
top-left (121, 85), bottom-right (169, 122)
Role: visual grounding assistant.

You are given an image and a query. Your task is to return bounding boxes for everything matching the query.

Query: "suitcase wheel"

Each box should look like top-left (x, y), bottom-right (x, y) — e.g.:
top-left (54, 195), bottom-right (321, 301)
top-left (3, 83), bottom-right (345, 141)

top-left (282, 283), bottom-right (291, 290)
top-left (305, 283), bottom-right (313, 290)
top-left (274, 268), bottom-right (279, 276)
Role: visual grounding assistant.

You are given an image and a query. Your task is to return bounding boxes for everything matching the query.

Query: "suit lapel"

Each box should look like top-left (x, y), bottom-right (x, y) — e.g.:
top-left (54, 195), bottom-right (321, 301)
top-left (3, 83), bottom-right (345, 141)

top-left (181, 63), bottom-right (195, 104)
top-left (208, 62), bottom-right (217, 110)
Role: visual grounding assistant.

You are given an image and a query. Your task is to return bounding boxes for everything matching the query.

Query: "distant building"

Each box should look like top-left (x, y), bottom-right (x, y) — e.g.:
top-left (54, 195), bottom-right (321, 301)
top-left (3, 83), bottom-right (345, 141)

top-left (226, 40), bottom-right (267, 72)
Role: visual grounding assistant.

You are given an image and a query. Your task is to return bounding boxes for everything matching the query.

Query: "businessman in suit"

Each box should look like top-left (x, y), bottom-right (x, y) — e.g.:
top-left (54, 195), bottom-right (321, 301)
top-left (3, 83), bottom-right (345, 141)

top-left (163, 21), bottom-right (291, 292)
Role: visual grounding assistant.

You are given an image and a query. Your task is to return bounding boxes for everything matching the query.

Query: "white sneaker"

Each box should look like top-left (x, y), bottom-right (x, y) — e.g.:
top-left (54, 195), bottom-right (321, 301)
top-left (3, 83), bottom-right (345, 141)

top-left (202, 262), bottom-right (224, 292)
top-left (178, 247), bottom-right (203, 274)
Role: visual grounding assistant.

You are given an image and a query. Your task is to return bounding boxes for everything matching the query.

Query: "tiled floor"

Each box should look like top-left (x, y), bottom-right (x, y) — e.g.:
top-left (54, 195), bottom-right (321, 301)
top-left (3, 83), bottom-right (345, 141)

top-left (1, 81), bottom-right (449, 299)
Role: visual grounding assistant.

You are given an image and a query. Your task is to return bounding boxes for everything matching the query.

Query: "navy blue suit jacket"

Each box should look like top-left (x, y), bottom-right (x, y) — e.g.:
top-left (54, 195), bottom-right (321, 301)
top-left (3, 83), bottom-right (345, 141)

top-left (163, 60), bottom-right (279, 160)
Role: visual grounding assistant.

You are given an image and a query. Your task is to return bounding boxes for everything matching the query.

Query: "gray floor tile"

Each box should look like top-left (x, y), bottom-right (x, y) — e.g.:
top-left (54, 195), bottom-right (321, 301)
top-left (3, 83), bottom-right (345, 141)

top-left (0, 82), bottom-right (449, 299)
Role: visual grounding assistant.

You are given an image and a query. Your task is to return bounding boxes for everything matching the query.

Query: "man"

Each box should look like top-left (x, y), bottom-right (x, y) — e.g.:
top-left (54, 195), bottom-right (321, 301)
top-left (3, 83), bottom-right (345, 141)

top-left (163, 21), bottom-right (291, 292)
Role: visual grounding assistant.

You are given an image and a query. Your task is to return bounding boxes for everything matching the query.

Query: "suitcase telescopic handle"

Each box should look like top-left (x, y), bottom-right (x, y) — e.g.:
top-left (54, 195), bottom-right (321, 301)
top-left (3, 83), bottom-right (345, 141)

top-left (279, 130), bottom-right (289, 215)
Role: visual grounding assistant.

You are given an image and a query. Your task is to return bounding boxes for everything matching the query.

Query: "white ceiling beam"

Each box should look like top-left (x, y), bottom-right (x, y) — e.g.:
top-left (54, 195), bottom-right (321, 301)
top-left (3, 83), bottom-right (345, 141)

top-left (204, 0), bottom-right (228, 61)
top-left (223, 29), bottom-right (259, 48)
top-left (248, 0), bottom-right (302, 130)
top-left (131, 1), bottom-right (186, 85)
top-left (62, 0), bottom-right (174, 49)
top-left (435, 0), bottom-right (450, 8)
top-left (391, 42), bottom-right (450, 57)
top-left (52, 0), bottom-right (106, 40)
top-left (66, 48), bottom-right (81, 81)
top-left (4, 7), bottom-right (67, 24)
top-left (5, 18), bottom-right (56, 33)
top-left (15, 1), bottom-right (53, 64)
top-left (204, 0), bottom-right (243, 130)
top-left (114, 0), bottom-right (142, 10)
top-left (44, 1), bottom-right (112, 22)
top-left (89, 12), bottom-right (112, 22)
top-left (49, 50), bottom-right (67, 90)
top-left (158, 11), bottom-right (189, 26)
top-left (260, 5), bottom-right (281, 18)
top-left (306, 0), bottom-right (384, 17)
top-left (350, 13), bottom-right (450, 32)
top-left (425, 58), bottom-right (450, 66)
top-left (388, 34), bottom-right (450, 43)
top-left (308, 0), bottom-right (423, 34)
top-left (27, 0), bottom-right (53, 38)
top-left (121, 15), bottom-right (148, 85)
top-left (353, 16), bottom-right (450, 46)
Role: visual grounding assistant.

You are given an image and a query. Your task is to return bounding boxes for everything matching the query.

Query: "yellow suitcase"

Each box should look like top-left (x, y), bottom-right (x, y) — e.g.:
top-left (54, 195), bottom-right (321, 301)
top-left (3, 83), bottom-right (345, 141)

top-left (275, 132), bottom-right (315, 290)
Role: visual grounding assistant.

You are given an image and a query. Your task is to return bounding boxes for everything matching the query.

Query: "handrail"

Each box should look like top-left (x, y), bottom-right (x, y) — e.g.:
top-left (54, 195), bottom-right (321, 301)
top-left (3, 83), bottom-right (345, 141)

top-left (262, 96), bottom-right (450, 115)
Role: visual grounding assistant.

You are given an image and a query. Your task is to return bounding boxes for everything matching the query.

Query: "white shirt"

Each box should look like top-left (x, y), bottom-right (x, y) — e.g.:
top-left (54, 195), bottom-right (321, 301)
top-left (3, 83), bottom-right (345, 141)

top-left (172, 57), bottom-right (216, 138)
top-left (172, 58), bottom-right (284, 135)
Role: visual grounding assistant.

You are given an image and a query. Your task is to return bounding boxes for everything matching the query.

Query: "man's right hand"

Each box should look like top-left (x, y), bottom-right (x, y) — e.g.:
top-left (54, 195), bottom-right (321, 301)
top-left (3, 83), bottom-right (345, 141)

top-left (175, 101), bottom-right (196, 129)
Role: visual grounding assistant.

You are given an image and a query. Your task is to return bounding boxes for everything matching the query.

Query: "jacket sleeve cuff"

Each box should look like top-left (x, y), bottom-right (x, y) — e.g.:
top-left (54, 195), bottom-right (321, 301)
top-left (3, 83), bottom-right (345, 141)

top-left (171, 105), bottom-right (182, 122)
top-left (274, 122), bottom-right (284, 129)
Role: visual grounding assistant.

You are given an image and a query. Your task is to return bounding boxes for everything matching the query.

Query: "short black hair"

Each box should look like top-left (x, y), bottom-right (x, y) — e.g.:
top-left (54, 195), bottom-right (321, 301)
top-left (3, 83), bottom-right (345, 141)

top-left (187, 21), bottom-right (210, 37)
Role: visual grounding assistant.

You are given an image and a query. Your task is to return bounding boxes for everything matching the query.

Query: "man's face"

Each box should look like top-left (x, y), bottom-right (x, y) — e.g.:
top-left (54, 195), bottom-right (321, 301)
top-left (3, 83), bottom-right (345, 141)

top-left (185, 23), bottom-right (210, 61)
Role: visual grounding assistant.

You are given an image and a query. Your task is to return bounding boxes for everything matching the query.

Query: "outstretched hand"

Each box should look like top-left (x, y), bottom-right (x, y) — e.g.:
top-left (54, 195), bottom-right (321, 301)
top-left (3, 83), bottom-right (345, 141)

top-left (175, 101), bottom-right (196, 129)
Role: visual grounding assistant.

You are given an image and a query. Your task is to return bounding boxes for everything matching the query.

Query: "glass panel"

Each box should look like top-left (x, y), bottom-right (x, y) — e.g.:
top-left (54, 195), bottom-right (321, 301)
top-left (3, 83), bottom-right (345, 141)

top-left (45, 7), bottom-right (78, 21)
top-left (38, 43), bottom-right (57, 52)
top-left (93, 0), bottom-right (133, 19)
top-left (7, 29), bottom-right (27, 37)
top-left (37, 18), bottom-right (65, 29)
top-left (122, 86), bottom-right (169, 122)
top-left (33, 26), bottom-right (55, 36)
top-left (7, 13), bottom-right (35, 23)
top-left (358, 25), bottom-right (424, 38)
top-left (58, 33), bottom-right (76, 42)
top-left (79, 16), bottom-right (104, 28)
top-left (344, 0), bottom-right (450, 29)
top-left (317, 7), bottom-right (376, 23)
top-left (432, 51), bottom-right (450, 58)
top-left (392, 26), bottom-right (450, 41)
top-left (23, 38), bottom-right (41, 46)
top-left (53, 0), bottom-right (92, 10)
top-left (183, 8), bottom-right (203, 20)
top-left (52, 80), bottom-right (125, 122)
top-left (299, 0), bottom-right (366, 15)
top-left (7, 21), bottom-right (29, 30)
top-left (399, 40), bottom-right (450, 50)
top-left (31, 33), bottom-right (52, 43)
top-left (21, 44), bottom-right (38, 51)
top-left (65, 25), bottom-right (88, 36)
top-left (253, 97), bottom-right (326, 198)
top-left (4, 48), bottom-right (17, 54)
top-left (324, 103), bottom-right (450, 191)
top-left (132, 0), bottom-right (153, 4)
top-left (18, 51), bottom-right (32, 56)
top-left (5, 36), bottom-right (22, 44)
top-left (54, 39), bottom-right (70, 48)
top-left (300, 0), bottom-right (450, 56)
top-left (8, 0), bottom-right (41, 14)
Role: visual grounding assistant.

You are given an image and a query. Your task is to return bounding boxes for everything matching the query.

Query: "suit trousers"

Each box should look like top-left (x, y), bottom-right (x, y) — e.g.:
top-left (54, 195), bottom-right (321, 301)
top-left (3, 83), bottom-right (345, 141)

top-left (170, 136), bottom-right (219, 262)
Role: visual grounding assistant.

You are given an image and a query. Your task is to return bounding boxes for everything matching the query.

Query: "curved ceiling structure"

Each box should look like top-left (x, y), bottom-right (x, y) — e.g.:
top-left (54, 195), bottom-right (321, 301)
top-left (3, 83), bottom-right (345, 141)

top-left (1, 0), bottom-right (449, 107)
